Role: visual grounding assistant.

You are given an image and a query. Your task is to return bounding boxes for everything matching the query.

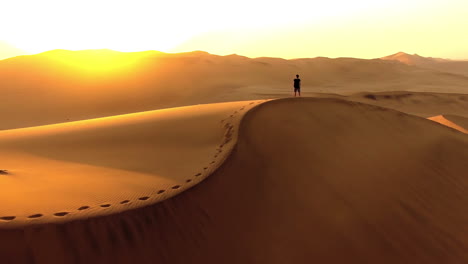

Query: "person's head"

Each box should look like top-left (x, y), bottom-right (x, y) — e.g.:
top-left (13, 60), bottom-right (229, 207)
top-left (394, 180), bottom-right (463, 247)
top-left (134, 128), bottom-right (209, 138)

top-left (296, 74), bottom-right (299, 78)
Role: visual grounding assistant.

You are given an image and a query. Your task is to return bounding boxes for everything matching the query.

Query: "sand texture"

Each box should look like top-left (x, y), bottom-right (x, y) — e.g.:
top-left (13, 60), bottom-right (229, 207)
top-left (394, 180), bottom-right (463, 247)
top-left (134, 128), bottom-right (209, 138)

top-left (0, 98), bottom-right (467, 263)
top-left (0, 100), bottom-right (264, 227)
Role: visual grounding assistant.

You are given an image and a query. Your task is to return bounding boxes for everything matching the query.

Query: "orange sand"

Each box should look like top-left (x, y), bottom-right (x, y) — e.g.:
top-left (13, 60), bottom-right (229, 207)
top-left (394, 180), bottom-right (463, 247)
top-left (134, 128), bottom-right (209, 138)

top-left (0, 98), bottom-right (467, 263)
top-left (0, 100), bottom-right (265, 226)
top-left (1, 50), bottom-right (468, 263)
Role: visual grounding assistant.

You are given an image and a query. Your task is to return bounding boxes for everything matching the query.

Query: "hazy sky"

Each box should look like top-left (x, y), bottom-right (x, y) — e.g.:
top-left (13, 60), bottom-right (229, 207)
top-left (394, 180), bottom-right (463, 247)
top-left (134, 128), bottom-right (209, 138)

top-left (1, 0), bottom-right (467, 60)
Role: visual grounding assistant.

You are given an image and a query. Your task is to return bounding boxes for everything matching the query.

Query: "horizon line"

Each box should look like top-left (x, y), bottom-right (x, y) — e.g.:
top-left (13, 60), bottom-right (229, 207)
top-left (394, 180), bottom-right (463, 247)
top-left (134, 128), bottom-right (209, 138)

top-left (1, 49), bottom-right (467, 62)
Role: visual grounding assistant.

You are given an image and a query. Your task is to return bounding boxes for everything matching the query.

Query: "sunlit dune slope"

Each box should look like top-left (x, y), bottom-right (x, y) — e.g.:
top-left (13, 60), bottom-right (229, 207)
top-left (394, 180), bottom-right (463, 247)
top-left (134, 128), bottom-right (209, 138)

top-left (2, 50), bottom-right (468, 130)
top-left (428, 115), bottom-right (468, 133)
top-left (0, 100), bottom-right (263, 226)
top-left (1, 98), bottom-right (466, 264)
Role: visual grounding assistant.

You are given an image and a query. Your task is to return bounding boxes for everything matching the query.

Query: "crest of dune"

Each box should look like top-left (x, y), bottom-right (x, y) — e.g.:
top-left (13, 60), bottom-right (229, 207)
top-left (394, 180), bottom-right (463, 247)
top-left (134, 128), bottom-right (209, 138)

top-left (380, 52), bottom-right (445, 65)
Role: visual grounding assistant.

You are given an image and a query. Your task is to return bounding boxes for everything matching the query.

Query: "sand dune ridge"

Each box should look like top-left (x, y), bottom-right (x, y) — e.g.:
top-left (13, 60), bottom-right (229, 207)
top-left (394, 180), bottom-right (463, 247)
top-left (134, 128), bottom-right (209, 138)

top-left (0, 98), bottom-right (467, 263)
top-left (0, 100), bottom-right (266, 227)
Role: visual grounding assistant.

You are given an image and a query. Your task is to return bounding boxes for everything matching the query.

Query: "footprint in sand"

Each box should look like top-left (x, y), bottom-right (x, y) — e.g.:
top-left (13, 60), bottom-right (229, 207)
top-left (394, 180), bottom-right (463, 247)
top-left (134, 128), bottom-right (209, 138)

top-left (28, 214), bottom-right (43, 219)
top-left (54, 212), bottom-right (69, 217)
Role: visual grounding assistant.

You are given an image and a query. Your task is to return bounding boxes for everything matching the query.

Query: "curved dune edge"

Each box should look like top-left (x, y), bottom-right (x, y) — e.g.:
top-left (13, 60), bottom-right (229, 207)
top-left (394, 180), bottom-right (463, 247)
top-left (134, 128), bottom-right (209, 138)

top-left (0, 99), bottom-right (269, 227)
top-left (428, 115), bottom-right (468, 134)
top-left (1, 97), bottom-right (467, 263)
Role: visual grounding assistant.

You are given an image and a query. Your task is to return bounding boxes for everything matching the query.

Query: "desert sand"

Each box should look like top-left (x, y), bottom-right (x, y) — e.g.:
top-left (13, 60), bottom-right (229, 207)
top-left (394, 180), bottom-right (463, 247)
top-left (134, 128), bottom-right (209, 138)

top-left (0, 100), bottom-right (265, 225)
top-left (1, 50), bottom-right (468, 130)
top-left (0, 51), bottom-right (467, 263)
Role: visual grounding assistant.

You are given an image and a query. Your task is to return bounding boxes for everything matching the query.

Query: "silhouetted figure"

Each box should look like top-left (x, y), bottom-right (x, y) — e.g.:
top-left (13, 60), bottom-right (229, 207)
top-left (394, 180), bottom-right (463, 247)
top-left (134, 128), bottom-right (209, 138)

top-left (293, 74), bottom-right (301, 97)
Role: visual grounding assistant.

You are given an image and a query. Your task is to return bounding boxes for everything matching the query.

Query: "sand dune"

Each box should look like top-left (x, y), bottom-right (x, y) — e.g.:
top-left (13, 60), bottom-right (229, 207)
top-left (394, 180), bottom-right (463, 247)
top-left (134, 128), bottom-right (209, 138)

top-left (381, 52), bottom-right (468, 77)
top-left (0, 100), bottom-right (264, 227)
top-left (1, 98), bottom-right (466, 263)
top-left (381, 52), bottom-right (451, 66)
top-left (1, 48), bottom-right (468, 264)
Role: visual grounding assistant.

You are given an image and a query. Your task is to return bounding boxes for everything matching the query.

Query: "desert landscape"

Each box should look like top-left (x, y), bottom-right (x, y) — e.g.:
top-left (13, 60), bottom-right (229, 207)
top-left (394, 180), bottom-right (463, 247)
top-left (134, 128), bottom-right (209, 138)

top-left (1, 50), bottom-right (468, 128)
top-left (0, 48), bottom-right (466, 263)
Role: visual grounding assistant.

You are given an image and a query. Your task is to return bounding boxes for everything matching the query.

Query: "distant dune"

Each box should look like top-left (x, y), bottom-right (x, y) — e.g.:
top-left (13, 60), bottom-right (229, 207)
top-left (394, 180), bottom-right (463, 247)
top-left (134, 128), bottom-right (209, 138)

top-left (381, 52), bottom-right (468, 77)
top-left (380, 52), bottom-right (450, 65)
top-left (1, 49), bottom-right (468, 130)
top-left (0, 98), bottom-right (466, 263)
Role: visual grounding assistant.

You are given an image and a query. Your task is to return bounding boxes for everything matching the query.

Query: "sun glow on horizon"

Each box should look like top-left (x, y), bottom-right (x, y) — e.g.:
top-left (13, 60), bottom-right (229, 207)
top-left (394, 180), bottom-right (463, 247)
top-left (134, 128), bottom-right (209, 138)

top-left (37, 49), bottom-right (155, 72)
top-left (1, 0), bottom-right (468, 60)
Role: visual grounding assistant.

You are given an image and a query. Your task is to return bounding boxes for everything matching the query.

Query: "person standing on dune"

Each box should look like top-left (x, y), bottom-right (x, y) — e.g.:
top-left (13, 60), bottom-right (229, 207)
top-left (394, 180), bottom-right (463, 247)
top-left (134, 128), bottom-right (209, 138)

top-left (293, 74), bottom-right (301, 97)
